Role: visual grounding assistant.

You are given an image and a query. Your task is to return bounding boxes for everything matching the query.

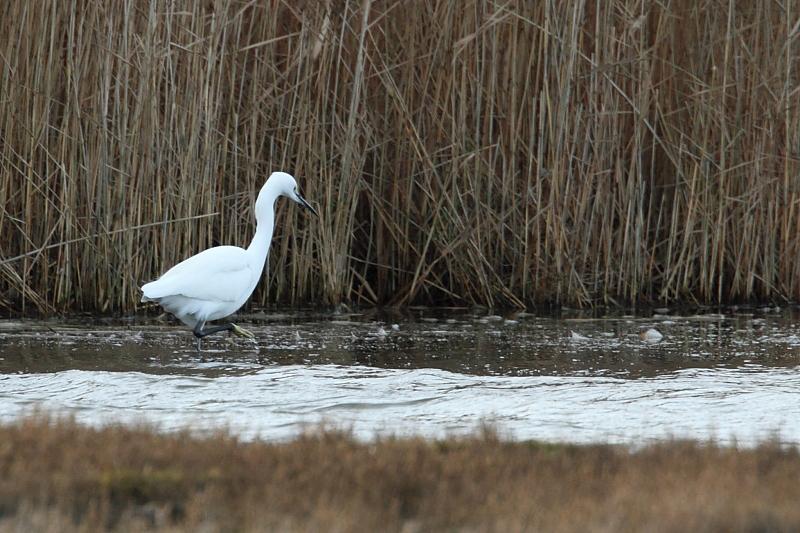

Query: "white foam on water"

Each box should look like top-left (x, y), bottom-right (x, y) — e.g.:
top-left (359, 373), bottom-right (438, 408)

top-left (1, 364), bottom-right (798, 446)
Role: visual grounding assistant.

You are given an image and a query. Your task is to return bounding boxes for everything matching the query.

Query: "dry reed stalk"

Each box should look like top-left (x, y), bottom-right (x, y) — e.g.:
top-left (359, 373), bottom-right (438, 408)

top-left (1, 0), bottom-right (799, 314)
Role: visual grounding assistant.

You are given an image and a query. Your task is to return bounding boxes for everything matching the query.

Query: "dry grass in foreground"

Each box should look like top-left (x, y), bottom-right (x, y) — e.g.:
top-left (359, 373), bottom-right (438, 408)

top-left (0, 418), bottom-right (798, 532)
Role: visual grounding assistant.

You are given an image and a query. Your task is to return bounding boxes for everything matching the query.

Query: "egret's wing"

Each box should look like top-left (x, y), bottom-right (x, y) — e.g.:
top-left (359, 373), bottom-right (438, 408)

top-left (141, 246), bottom-right (254, 303)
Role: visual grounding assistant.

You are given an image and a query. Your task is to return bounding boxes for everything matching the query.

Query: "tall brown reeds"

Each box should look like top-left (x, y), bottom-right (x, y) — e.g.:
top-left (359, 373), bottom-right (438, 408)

top-left (1, 0), bottom-right (799, 314)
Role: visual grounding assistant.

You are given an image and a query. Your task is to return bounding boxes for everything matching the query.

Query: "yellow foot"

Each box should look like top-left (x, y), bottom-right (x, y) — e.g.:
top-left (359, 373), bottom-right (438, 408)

top-left (231, 324), bottom-right (255, 339)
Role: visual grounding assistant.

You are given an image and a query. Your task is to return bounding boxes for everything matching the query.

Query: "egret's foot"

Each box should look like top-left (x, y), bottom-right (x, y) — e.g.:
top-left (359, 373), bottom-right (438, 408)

top-left (231, 324), bottom-right (255, 339)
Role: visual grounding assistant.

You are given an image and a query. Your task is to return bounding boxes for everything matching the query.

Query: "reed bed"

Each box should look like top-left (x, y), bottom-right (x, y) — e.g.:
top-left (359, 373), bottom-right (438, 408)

top-left (2, 0), bottom-right (800, 314)
top-left (0, 417), bottom-right (799, 532)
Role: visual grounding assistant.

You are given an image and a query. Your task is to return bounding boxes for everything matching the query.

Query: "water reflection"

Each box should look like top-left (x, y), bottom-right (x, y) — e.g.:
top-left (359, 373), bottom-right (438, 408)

top-left (2, 308), bottom-right (799, 377)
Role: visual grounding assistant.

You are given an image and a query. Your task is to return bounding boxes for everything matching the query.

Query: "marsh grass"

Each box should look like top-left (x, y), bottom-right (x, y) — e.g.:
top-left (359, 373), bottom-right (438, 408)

top-left (0, 417), bottom-right (799, 532)
top-left (2, 0), bottom-right (800, 313)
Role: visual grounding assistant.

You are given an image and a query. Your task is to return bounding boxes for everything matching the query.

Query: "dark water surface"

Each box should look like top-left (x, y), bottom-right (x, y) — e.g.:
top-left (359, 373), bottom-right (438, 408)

top-left (1, 308), bottom-right (799, 445)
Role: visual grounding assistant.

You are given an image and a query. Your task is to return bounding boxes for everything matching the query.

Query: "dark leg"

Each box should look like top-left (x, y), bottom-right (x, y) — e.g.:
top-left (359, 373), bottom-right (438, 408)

top-left (193, 321), bottom-right (255, 352)
top-left (193, 322), bottom-right (238, 338)
top-left (193, 322), bottom-right (206, 352)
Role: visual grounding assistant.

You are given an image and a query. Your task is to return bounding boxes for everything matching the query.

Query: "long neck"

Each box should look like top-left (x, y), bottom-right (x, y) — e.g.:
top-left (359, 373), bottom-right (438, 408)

top-left (246, 197), bottom-right (276, 270)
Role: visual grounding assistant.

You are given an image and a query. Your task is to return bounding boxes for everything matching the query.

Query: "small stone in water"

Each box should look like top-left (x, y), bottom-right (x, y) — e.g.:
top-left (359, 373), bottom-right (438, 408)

top-left (570, 331), bottom-right (589, 341)
top-left (639, 328), bottom-right (663, 343)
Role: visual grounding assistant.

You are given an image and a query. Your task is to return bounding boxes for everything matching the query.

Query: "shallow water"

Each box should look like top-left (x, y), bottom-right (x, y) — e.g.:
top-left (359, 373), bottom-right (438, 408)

top-left (1, 308), bottom-right (799, 445)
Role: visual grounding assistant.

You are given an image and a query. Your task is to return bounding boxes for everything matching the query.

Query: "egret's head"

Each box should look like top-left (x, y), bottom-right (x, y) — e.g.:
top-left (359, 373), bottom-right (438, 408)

top-left (256, 171), bottom-right (318, 219)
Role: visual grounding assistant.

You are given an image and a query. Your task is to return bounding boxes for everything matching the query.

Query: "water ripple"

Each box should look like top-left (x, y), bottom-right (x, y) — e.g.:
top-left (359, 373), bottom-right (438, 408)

top-left (1, 364), bottom-right (798, 445)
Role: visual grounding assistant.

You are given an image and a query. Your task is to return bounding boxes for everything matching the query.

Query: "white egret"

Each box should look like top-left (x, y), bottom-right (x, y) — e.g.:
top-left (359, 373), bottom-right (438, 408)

top-left (140, 172), bottom-right (317, 350)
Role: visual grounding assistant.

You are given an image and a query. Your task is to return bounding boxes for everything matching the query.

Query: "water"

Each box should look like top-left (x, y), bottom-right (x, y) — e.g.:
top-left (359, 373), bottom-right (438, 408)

top-left (1, 308), bottom-right (799, 446)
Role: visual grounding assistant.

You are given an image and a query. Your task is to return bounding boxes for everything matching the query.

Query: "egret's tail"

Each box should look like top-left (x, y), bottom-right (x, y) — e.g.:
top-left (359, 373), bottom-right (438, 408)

top-left (140, 280), bottom-right (161, 302)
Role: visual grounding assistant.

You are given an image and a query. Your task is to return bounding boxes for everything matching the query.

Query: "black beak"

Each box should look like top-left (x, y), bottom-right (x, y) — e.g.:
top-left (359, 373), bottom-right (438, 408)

top-left (295, 191), bottom-right (318, 216)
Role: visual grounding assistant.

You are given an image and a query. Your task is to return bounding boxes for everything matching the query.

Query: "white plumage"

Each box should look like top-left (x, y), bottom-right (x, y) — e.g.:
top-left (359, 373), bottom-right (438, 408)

top-left (141, 172), bottom-right (317, 347)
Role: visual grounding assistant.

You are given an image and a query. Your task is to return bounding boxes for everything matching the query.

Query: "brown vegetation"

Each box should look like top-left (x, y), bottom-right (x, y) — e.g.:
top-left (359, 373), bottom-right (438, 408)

top-left (0, 417), bottom-right (798, 532)
top-left (2, 1), bottom-right (800, 313)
